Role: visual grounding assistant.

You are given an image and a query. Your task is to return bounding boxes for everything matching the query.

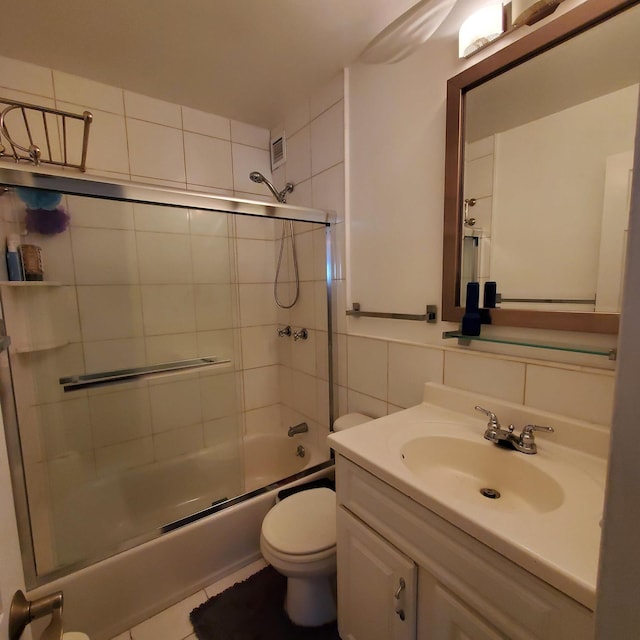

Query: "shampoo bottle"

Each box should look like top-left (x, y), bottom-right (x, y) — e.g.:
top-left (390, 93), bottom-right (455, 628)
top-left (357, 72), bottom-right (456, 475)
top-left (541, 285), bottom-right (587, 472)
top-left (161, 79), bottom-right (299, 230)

top-left (461, 282), bottom-right (481, 336)
top-left (6, 234), bottom-right (24, 281)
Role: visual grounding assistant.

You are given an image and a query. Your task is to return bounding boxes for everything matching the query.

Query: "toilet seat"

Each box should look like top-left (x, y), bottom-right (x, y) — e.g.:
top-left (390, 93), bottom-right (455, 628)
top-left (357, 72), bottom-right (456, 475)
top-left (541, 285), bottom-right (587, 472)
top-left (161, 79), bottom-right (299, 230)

top-left (261, 488), bottom-right (336, 555)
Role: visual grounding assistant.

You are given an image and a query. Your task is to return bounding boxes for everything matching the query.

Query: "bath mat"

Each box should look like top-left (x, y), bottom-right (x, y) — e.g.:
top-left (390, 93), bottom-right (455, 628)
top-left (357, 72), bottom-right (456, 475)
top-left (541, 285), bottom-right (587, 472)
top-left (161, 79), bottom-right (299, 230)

top-left (190, 566), bottom-right (341, 640)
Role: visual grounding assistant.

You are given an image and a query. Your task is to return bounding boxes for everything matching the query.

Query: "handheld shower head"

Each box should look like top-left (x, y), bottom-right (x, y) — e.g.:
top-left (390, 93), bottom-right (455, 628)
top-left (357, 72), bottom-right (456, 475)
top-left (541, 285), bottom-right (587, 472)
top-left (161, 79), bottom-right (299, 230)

top-left (248, 171), bottom-right (294, 203)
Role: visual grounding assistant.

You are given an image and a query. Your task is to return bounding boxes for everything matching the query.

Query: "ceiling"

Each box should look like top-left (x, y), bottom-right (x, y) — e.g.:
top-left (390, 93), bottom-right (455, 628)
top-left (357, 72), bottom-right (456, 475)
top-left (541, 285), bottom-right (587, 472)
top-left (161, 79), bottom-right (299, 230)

top-left (0, 0), bottom-right (433, 128)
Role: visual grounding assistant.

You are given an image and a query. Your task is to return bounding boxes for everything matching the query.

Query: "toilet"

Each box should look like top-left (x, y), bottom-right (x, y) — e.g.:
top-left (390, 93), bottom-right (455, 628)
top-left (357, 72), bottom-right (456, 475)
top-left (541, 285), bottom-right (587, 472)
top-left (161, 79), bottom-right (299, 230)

top-left (260, 413), bottom-right (373, 627)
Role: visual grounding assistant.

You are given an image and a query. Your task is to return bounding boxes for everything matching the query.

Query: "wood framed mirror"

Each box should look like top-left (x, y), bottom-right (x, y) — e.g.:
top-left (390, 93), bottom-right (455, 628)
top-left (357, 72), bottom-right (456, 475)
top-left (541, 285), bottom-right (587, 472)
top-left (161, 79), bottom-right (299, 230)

top-left (442, 0), bottom-right (640, 334)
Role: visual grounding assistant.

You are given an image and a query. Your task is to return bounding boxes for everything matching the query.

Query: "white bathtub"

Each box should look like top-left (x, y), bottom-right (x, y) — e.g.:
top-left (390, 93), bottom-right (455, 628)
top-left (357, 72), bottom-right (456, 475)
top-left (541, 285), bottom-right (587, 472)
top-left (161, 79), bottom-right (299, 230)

top-left (31, 436), bottom-right (330, 640)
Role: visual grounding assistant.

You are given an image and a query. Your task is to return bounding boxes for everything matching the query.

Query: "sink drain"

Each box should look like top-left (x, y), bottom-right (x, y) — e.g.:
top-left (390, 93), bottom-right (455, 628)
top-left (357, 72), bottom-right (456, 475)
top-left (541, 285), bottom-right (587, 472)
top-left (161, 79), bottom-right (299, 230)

top-left (480, 487), bottom-right (501, 499)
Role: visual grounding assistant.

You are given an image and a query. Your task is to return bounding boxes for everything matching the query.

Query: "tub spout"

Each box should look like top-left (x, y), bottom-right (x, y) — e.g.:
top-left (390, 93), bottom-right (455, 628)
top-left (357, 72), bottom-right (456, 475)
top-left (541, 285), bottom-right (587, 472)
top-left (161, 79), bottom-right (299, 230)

top-left (288, 422), bottom-right (308, 437)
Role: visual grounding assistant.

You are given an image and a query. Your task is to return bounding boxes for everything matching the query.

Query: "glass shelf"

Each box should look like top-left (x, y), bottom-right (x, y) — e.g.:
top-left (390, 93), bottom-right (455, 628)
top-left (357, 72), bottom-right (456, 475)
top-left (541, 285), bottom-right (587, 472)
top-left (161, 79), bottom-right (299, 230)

top-left (442, 331), bottom-right (617, 360)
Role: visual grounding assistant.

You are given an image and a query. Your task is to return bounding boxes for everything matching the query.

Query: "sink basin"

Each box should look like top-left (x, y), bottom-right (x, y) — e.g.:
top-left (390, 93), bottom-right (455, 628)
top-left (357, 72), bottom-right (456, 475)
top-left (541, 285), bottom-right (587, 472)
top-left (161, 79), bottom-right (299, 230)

top-left (400, 436), bottom-right (565, 514)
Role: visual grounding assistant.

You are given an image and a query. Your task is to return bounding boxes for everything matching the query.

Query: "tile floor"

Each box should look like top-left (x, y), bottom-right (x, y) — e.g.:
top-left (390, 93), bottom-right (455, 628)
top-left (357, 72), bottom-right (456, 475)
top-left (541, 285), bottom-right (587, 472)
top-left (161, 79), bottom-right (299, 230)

top-left (108, 558), bottom-right (267, 640)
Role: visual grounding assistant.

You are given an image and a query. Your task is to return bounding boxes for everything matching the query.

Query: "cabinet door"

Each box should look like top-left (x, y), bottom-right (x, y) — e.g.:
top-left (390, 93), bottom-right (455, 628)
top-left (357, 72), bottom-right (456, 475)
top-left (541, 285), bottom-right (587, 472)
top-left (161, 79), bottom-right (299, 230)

top-left (419, 570), bottom-right (509, 640)
top-left (337, 506), bottom-right (416, 640)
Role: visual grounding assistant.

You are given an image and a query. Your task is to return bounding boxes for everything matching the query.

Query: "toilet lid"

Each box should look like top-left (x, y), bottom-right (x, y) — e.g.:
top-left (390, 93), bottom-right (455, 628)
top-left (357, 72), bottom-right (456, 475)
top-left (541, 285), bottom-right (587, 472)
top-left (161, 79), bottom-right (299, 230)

top-left (262, 488), bottom-right (336, 555)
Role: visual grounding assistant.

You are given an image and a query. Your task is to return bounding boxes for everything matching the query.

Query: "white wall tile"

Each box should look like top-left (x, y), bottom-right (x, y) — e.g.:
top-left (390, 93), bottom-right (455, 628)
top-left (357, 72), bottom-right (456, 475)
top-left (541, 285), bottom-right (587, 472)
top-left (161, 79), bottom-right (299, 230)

top-left (140, 285), bottom-right (196, 335)
top-left (236, 239), bottom-right (274, 283)
top-left (347, 336), bottom-right (388, 401)
top-left (289, 282), bottom-right (316, 329)
top-left (444, 350), bottom-right (526, 403)
top-left (95, 437), bottom-right (154, 474)
top-left (38, 398), bottom-right (92, 460)
top-left (310, 72), bottom-right (344, 120)
top-left (195, 284), bottom-right (234, 330)
top-left (196, 329), bottom-right (236, 362)
top-left (145, 333), bottom-right (198, 364)
top-left (149, 378), bottom-right (203, 432)
top-left (89, 387), bottom-right (152, 448)
top-left (189, 209), bottom-right (229, 236)
top-left (291, 328), bottom-right (317, 376)
top-left (71, 227), bottom-right (138, 284)
top-left (0, 55), bottom-right (54, 97)
top-left (286, 178), bottom-right (312, 208)
top-left (311, 101), bottom-right (344, 175)
top-left (182, 106), bottom-right (230, 139)
top-left (239, 284), bottom-right (277, 327)
top-left (312, 163), bottom-right (345, 222)
top-left (203, 415), bottom-right (240, 447)
top-left (283, 98), bottom-right (310, 138)
top-left (241, 325), bottom-right (278, 369)
top-left (346, 389), bottom-right (387, 419)
top-left (243, 366), bottom-right (279, 410)
top-left (285, 126), bottom-right (312, 185)
top-left (235, 215), bottom-right (275, 240)
top-left (124, 91), bottom-right (182, 128)
top-left (230, 120), bottom-right (270, 149)
top-left (184, 132), bottom-right (233, 189)
top-left (200, 372), bottom-right (239, 420)
top-left (84, 338), bottom-right (147, 373)
top-left (525, 365), bottom-right (615, 426)
top-left (127, 119), bottom-right (186, 182)
top-left (133, 203), bottom-right (189, 233)
top-left (33, 230), bottom-right (76, 284)
top-left (53, 71), bottom-right (123, 113)
top-left (290, 370), bottom-right (317, 419)
top-left (244, 405), bottom-right (282, 435)
top-left (153, 424), bottom-right (204, 461)
top-left (463, 155), bottom-right (494, 199)
top-left (232, 144), bottom-right (271, 195)
top-left (57, 102), bottom-right (129, 174)
top-left (388, 344), bottom-right (444, 409)
top-left (190, 235), bottom-right (231, 283)
top-left (77, 285), bottom-right (144, 341)
top-left (67, 195), bottom-right (135, 229)
top-left (137, 232), bottom-right (193, 284)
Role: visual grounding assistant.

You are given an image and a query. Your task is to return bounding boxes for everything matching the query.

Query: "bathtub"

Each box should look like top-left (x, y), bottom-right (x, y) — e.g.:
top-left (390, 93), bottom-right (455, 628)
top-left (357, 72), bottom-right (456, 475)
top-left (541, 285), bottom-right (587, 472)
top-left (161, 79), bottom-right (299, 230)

top-left (30, 435), bottom-right (331, 640)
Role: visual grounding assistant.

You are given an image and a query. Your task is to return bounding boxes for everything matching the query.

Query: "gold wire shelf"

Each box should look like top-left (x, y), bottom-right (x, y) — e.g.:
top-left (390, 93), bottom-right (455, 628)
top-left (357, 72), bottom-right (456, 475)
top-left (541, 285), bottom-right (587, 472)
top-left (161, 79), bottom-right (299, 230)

top-left (0, 97), bottom-right (92, 172)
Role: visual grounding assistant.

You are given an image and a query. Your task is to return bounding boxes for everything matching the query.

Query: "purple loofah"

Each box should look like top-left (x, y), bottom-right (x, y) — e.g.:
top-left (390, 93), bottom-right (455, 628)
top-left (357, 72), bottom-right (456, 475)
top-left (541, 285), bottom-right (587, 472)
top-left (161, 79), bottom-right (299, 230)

top-left (25, 207), bottom-right (70, 235)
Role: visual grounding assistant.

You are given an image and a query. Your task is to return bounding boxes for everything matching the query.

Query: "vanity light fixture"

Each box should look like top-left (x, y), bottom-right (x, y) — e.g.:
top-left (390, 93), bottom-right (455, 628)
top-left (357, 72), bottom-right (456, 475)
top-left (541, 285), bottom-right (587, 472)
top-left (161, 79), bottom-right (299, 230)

top-left (458, 3), bottom-right (506, 58)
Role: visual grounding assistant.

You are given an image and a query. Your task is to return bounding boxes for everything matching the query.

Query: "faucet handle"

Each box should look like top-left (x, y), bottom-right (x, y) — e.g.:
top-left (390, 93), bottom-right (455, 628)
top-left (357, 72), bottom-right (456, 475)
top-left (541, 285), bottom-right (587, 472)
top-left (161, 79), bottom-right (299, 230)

top-left (475, 405), bottom-right (499, 426)
top-left (516, 424), bottom-right (554, 454)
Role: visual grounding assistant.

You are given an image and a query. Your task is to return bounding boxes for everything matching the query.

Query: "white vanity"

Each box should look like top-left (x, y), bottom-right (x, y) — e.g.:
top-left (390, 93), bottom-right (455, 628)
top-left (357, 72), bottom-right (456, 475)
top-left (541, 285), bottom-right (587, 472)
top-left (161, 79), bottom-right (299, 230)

top-left (328, 383), bottom-right (608, 640)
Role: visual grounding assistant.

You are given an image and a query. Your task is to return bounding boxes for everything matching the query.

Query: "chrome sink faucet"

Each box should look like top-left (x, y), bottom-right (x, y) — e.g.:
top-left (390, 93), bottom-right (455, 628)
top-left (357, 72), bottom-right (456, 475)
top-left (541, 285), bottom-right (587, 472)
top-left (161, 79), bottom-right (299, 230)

top-left (475, 406), bottom-right (554, 454)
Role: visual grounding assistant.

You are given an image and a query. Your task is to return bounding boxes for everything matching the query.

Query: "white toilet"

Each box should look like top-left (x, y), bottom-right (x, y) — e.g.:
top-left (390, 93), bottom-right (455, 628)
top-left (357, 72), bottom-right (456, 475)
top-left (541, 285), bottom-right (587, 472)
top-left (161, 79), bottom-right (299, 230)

top-left (260, 413), bottom-right (373, 627)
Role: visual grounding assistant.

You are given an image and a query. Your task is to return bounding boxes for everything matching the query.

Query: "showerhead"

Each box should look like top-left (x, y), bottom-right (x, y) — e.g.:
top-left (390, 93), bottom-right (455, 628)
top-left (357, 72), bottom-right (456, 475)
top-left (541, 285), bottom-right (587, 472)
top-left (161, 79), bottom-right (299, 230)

top-left (248, 171), bottom-right (294, 203)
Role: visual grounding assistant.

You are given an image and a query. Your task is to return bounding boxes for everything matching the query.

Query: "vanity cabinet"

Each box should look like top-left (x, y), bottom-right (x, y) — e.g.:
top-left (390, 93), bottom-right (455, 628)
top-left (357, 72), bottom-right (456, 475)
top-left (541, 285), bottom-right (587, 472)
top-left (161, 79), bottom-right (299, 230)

top-left (335, 455), bottom-right (594, 640)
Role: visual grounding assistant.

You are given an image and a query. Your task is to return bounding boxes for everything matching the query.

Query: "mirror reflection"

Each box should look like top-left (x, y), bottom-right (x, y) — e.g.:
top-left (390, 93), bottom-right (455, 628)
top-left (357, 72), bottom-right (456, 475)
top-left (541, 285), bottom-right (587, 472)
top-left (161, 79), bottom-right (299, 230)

top-left (460, 3), bottom-right (639, 314)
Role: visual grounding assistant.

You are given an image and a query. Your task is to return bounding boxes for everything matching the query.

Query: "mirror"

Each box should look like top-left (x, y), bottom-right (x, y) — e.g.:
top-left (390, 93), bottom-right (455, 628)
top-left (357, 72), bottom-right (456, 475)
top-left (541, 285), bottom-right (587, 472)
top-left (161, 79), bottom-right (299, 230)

top-left (443, 0), bottom-right (640, 334)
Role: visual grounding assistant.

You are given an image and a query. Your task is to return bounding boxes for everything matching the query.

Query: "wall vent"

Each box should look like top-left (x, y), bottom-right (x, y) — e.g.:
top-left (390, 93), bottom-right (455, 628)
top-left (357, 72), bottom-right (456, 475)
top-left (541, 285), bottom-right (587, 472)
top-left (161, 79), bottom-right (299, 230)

top-left (270, 133), bottom-right (286, 170)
